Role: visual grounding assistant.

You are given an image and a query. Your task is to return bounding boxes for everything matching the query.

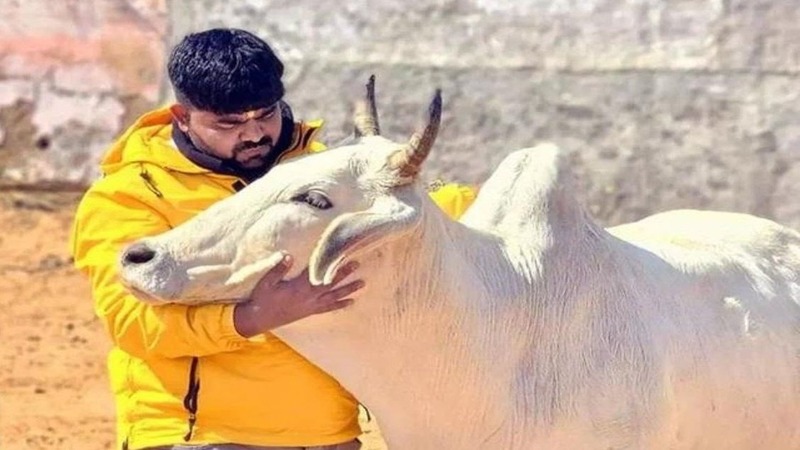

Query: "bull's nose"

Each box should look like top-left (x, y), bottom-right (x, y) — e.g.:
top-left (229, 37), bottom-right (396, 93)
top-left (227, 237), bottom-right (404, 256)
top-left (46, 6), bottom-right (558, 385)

top-left (123, 243), bottom-right (157, 266)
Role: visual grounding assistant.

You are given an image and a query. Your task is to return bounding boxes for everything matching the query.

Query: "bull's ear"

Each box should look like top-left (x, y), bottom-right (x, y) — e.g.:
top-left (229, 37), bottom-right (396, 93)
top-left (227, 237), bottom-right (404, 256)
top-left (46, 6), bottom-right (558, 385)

top-left (309, 198), bottom-right (420, 285)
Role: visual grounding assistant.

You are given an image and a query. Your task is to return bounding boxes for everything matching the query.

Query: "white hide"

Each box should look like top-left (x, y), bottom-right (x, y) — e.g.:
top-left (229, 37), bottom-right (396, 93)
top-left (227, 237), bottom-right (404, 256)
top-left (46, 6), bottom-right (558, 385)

top-left (120, 141), bottom-right (800, 450)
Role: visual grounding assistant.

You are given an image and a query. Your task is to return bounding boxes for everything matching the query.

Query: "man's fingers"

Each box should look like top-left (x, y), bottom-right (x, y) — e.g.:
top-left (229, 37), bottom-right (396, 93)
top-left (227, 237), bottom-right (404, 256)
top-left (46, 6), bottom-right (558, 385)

top-left (296, 267), bottom-right (310, 283)
top-left (330, 260), bottom-right (360, 286)
top-left (317, 280), bottom-right (365, 304)
top-left (315, 298), bottom-right (355, 314)
top-left (258, 253), bottom-right (293, 286)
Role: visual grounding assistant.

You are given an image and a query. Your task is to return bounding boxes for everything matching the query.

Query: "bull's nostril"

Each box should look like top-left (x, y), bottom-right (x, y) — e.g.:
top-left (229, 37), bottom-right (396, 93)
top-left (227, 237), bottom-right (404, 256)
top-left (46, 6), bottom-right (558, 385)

top-left (124, 243), bottom-right (157, 265)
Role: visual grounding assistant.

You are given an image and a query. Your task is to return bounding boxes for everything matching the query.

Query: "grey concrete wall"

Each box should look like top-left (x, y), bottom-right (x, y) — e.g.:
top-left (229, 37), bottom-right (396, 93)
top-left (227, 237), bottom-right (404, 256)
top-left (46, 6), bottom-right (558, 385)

top-left (4, 0), bottom-right (800, 229)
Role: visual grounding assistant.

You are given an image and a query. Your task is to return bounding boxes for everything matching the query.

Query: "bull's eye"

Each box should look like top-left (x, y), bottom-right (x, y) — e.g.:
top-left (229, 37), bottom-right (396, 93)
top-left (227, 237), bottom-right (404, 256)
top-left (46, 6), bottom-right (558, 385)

top-left (292, 190), bottom-right (333, 210)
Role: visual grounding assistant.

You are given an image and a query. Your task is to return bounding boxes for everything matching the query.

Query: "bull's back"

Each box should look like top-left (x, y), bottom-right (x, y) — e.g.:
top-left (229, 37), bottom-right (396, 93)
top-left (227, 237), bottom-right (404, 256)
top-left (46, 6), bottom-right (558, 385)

top-left (611, 209), bottom-right (800, 448)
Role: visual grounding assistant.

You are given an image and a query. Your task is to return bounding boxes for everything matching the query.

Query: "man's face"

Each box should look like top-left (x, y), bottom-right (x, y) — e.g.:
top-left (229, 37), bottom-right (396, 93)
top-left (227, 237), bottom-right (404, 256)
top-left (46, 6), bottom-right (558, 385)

top-left (171, 102), bottom-right (283, 169)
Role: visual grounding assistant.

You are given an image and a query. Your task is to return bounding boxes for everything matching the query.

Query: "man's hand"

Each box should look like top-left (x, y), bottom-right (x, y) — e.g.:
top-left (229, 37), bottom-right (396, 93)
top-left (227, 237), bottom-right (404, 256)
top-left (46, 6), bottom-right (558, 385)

top-left (233, 254), bottom-right (363, 338)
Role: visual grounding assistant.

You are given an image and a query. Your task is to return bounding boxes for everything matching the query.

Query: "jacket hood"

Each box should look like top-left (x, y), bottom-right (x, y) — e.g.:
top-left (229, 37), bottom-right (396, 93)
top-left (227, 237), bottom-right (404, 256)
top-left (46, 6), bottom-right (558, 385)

top-left (100, 106), bottom-right (207, 176)
top-left (101, 105), bottom-right (324, 181)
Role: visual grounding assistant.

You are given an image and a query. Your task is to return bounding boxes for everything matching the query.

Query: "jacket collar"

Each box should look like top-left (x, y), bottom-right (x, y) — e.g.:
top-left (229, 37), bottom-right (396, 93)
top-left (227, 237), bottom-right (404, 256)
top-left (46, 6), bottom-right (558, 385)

top-left (171, 101), bottom-right (296, 184)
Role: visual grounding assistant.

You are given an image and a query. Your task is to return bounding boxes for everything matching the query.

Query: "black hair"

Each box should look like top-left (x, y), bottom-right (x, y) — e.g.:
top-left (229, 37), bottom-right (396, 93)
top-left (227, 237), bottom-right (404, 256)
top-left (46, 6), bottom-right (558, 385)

top-left (168, 28), bottom-right (285, 114)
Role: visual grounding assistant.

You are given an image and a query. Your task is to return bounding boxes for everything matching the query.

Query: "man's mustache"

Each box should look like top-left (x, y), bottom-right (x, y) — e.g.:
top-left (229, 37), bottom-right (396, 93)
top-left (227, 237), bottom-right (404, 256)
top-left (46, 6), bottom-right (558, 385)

top-left (235, 137), bottom-right (273, 152)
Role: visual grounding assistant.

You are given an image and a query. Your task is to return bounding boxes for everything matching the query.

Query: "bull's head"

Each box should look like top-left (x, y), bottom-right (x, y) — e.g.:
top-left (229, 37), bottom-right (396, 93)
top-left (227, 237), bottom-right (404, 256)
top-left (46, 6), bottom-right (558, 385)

top-left (119, 76), bottom-right (442, 304)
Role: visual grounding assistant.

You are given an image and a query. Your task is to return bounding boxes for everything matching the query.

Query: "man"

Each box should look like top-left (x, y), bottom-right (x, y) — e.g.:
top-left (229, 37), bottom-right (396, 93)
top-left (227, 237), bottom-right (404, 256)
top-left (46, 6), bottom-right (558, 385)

top-left (71, 28), bottom-right (475, 450)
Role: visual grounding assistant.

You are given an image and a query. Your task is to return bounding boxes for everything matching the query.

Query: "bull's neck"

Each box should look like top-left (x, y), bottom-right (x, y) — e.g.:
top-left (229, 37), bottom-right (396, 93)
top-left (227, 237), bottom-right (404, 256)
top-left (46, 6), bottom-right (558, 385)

top-left (346, 203), bottom-right (520, 447)
top-left (276, 198), bottom-right (632, 448)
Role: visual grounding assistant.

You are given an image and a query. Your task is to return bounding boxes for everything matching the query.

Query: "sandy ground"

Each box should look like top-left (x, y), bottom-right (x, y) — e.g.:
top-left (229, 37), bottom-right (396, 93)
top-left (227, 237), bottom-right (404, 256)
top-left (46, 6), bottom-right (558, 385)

top-left (0, 191), bottom-right (385, 450)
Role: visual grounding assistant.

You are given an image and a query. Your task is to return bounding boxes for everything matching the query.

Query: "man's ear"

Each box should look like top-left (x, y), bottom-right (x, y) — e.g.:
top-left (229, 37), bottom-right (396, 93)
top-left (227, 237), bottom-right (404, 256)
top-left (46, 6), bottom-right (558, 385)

top-left (169, 104), bottom-right (190, 132)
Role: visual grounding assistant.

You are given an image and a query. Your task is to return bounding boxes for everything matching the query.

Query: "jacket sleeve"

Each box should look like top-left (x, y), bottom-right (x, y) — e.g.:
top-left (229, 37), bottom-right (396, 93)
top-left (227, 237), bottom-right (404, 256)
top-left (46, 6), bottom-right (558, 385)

top-left (428, 183), bottom-right (479, 220)
top-left (70, 188), bottom-right (249, 360)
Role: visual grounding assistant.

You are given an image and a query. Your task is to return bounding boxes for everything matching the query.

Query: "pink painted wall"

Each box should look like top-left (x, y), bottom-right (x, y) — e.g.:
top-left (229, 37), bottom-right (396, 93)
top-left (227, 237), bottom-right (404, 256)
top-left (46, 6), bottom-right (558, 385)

top-left (0, 0), bottom-right (167, 186)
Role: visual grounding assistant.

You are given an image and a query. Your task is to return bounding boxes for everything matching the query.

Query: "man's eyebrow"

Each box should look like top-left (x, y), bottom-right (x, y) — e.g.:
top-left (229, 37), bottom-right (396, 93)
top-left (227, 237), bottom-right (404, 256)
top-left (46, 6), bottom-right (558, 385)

top-left (217, 106), bottom-right (276, 124)
top-left (214, 111), bottom-right (248, 123)
top-left (217, 116), bottom-right (245, 124)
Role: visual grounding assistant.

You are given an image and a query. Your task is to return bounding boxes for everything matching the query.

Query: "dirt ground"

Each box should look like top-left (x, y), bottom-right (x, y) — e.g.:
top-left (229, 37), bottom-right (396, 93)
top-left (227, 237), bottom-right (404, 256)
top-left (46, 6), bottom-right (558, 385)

top-left (0, 191), bottom-right (385, 450)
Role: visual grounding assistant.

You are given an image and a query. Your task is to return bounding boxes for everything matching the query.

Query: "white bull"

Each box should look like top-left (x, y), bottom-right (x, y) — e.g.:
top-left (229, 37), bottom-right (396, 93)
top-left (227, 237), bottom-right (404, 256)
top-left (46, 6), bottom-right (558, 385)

top-left (119, 79), bottom-right (800, 449)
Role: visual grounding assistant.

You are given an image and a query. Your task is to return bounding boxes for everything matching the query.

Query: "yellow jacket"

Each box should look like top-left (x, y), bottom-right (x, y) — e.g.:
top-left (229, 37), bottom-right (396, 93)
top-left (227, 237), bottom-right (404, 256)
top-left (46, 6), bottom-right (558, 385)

top-left (70, 106), bottom-right (476, 449)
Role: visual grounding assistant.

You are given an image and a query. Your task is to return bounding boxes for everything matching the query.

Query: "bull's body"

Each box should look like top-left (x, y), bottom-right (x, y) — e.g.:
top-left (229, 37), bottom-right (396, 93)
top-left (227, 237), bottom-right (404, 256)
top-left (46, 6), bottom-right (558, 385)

top-left (120, 83), bottom-right (800, 449)
top-left (270, 145), bottom-right (800, 449)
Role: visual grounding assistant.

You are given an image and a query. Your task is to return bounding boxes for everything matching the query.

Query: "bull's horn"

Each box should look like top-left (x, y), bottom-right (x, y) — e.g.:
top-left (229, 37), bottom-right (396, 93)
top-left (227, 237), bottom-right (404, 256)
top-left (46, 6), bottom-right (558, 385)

top-left (388, 89), bottom-right (442, 179)
top-left (353, 75), bottom-right (380, 137)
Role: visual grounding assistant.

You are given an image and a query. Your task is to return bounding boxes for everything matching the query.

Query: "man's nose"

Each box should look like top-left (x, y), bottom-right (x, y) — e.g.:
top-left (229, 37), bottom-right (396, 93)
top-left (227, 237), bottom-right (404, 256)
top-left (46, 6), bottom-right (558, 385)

top-left (240, 119), bottom-right (264, 143)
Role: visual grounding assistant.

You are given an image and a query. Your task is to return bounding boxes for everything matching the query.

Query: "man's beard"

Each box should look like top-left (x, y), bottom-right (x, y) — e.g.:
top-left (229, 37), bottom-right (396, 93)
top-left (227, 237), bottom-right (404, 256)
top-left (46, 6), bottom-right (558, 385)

top-left (232, 137), bottom-right (274, 169)
top-left (187, 130), bottom-right (274, 170)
